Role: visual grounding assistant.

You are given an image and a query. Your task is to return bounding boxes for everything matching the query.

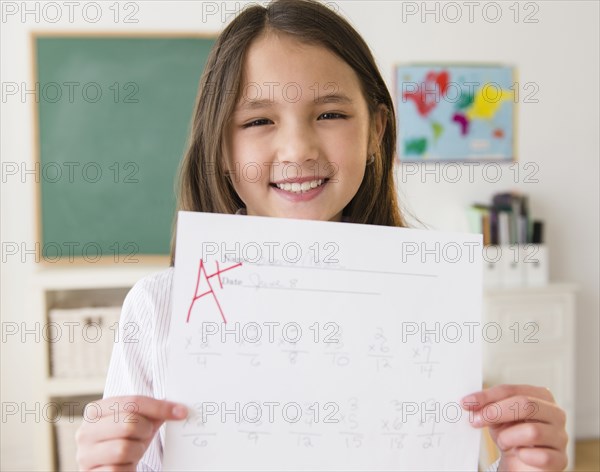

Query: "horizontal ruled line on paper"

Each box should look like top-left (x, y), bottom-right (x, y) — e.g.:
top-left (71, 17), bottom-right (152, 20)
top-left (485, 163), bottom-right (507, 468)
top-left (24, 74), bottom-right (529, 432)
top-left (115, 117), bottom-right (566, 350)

top-left (240, 285), bottom-right (380, 296)
top-left (182, 433), bottom-right (218, 437)
top-left (249, 262), bottom-right (437, 278)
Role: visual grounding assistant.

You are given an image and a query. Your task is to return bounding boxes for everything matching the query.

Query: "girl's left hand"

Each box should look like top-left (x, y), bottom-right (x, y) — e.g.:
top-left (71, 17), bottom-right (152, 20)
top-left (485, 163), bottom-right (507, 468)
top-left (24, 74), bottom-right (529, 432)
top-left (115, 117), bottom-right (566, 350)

top-left (462, 384), bottom-right (568, 471)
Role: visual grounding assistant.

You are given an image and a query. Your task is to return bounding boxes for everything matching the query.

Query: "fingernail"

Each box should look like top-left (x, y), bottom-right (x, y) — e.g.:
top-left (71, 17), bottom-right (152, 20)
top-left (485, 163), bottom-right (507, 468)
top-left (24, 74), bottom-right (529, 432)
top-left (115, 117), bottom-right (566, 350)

top-left (173, 405), bottom-right (188, 418)
top-left (462, 395), bottom-right (476, 405)
top-left (472, 413), bottom-right (483, 426)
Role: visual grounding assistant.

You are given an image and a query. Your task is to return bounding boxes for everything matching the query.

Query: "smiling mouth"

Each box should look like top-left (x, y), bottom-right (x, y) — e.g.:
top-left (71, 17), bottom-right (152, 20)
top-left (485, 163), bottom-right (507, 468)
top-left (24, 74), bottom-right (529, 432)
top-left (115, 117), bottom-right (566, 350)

top-left (270, 178), bottom-right (329, 194)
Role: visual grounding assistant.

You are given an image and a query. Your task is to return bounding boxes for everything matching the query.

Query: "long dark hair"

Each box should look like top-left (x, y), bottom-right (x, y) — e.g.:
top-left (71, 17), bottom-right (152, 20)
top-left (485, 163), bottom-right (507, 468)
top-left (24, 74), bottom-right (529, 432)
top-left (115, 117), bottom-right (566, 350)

top-left (172, 0), bottom-right (406, 263)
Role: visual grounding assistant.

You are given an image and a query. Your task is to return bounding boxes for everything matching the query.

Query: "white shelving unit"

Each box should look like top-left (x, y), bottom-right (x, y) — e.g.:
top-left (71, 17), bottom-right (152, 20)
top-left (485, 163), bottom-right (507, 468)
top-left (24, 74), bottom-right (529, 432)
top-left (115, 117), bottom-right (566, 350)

top-left (32, 264), bottom-right (168, 472)
top-left (482, 283), bottom-right (577, 470)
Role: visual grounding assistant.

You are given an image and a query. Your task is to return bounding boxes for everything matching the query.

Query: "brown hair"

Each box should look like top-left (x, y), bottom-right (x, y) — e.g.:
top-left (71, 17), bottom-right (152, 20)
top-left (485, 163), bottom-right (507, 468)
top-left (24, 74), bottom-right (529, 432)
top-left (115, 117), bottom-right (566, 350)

top-left (172, 0), bottom-right (406, 263)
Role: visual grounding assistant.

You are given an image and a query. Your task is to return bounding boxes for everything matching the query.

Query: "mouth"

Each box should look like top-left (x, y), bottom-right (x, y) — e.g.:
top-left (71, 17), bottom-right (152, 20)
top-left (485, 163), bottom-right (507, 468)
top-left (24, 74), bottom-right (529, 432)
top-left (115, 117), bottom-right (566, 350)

top-left (269, 178), bottom-right (329, 194)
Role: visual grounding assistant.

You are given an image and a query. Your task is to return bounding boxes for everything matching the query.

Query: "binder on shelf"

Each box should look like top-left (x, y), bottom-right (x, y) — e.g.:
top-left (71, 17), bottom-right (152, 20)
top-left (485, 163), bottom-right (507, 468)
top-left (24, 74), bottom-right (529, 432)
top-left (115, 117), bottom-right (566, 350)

top-left (498, 212), bottom-right (511, 246)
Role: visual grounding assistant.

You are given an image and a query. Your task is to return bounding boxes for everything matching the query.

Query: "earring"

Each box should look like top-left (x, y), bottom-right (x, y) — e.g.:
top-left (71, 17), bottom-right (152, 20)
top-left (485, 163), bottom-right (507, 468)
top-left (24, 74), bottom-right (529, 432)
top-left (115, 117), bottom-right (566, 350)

top-left (367, 153), bottom-right (375, 165)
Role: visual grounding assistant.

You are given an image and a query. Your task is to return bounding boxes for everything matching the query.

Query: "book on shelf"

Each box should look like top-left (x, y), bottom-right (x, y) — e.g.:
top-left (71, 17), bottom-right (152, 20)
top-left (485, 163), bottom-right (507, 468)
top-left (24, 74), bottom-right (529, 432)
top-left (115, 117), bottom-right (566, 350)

top-left (468, 192), bottom-right (544, 246)
top-left (468, 192), bottom-right (549, 287)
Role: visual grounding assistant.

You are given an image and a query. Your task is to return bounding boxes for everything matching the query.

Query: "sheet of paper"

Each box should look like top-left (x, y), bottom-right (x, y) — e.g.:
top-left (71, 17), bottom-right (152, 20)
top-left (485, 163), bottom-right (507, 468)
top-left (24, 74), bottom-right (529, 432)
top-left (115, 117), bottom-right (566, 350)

top-left (164, 211), bottom-right (482, 471)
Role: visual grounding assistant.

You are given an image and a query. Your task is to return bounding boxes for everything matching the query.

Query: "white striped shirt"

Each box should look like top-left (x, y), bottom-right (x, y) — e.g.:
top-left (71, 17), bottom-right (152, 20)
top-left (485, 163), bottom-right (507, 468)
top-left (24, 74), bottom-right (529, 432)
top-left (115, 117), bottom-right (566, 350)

top-left (103, 268), bottom-right (174, 471)
top-left (103, 267), bottom-right (500, 472)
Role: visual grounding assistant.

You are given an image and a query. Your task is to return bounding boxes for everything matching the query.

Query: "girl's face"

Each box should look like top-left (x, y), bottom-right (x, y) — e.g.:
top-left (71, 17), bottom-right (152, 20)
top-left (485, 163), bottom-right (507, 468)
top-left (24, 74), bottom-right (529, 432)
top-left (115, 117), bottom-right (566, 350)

top-left (225, 33), bottom-right (385, 222)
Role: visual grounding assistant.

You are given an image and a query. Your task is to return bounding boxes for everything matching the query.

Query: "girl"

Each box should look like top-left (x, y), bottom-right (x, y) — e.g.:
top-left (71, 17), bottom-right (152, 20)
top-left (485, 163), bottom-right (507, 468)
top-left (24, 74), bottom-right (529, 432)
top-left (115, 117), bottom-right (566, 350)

top-left (75, 1), bottom-right (568, 471)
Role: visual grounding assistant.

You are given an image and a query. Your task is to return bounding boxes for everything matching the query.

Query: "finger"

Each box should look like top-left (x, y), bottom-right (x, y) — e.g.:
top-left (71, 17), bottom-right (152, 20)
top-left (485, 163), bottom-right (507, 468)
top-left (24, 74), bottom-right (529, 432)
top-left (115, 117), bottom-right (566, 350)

top-left (461, 384), bottom-right (554, 410)
top-left (495, 422), bottom-right (568, 452)
top-left (518, 446), bottom-right (569, 470)
top-left (472, 396), bottom-right (566, 428)
top-left (79, 439), bottom-right (145, 471)
top-left (77, 414), bottom-right (155, 444)
top-left (85, 396), bottom-right (188, 422)
top-left (89, 464), bottom-right (137, 472)
top-left (487, 420), bottom-right (516, 441)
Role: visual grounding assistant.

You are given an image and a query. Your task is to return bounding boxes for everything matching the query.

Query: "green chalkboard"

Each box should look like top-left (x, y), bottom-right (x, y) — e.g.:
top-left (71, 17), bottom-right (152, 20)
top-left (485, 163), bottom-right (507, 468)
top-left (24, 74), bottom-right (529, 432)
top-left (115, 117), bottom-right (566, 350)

top-left (35, 34), bottom-right (215, 261)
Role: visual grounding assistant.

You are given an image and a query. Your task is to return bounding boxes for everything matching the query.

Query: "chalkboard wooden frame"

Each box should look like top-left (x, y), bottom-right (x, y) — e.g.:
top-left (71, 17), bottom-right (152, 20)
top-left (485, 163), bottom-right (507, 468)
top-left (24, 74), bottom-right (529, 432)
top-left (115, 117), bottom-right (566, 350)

top-left (32, 32), bottom-right (217, 264)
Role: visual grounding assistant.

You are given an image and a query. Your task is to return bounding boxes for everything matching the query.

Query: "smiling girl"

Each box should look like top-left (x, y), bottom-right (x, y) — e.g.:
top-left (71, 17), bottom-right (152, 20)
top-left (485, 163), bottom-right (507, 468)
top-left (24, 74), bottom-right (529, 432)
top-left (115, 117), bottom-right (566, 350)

top-left (75, 1), bottom-right (568, 471)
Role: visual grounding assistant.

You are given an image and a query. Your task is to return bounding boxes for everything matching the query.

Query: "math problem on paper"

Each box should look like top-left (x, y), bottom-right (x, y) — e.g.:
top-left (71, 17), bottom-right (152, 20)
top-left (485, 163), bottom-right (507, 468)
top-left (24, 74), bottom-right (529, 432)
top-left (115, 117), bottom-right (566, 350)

top-left (164, 212), bottom-right (483, 472)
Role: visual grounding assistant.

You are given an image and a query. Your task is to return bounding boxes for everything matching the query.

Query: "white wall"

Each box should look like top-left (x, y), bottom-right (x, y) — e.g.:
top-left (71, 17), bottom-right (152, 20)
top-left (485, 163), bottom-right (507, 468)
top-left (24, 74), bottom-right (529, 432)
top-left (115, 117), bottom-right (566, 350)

top-left (338, 0), bottom-right (600, 437)
top-left (2, 1), bottom-right (598, 470)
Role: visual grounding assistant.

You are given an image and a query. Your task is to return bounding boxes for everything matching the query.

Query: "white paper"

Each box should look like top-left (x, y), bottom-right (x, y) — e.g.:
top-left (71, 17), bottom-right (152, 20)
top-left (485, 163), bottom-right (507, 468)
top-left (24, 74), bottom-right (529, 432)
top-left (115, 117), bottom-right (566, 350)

top-left (164, 211), bottom-right (482, 471)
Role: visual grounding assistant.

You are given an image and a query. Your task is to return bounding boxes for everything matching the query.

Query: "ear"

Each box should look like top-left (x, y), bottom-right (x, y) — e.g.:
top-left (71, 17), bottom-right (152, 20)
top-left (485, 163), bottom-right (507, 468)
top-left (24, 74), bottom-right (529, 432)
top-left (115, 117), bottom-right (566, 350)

top-left (368, 104), bottom-right (388, 156)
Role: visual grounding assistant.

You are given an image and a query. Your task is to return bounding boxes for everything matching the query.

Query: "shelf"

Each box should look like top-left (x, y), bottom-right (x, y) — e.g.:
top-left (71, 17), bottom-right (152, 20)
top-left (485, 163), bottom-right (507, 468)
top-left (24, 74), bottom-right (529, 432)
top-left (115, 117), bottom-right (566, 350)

top-left (46, 377), bottom-right (106, 397)
top-left (32, 264), bottom-right (170, 290)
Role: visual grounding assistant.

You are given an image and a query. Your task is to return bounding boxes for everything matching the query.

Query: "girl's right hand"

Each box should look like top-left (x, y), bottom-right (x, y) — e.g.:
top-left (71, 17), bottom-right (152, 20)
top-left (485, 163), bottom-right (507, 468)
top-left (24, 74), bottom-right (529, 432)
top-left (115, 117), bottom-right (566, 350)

top-left (75, 395), bottom-right (188, 472)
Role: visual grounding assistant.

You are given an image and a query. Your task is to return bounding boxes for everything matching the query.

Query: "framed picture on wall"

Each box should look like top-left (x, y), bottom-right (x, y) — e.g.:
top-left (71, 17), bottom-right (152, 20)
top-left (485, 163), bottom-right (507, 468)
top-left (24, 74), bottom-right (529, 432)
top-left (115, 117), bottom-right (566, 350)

top-left (395, 63), bottom-right (516, 162)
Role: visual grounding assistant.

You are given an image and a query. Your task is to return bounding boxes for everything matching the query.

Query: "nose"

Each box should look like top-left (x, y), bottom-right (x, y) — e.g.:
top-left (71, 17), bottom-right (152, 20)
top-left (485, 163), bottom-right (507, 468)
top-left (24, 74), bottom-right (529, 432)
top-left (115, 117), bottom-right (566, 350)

top-left (276, 119), bottom-right (319, 166)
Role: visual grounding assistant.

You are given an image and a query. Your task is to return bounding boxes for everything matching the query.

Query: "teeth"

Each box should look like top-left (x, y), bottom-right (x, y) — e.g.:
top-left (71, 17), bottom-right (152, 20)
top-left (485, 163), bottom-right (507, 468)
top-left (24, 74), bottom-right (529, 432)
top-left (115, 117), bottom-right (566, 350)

top-left (275, 179), bottom-right (324, 194)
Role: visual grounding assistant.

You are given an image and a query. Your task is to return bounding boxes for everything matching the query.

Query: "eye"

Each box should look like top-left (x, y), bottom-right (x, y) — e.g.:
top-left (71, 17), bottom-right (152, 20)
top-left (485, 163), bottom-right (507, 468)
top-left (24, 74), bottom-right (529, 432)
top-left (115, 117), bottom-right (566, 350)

top-left (318, 112), bottom-right (347, 120)
top-left (242, 118), bottom-right (272, 128)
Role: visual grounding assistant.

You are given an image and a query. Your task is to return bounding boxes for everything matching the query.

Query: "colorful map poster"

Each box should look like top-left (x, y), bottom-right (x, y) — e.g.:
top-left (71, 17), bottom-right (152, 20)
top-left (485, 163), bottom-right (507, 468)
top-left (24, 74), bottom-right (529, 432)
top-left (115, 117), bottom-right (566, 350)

top-left (395, 65), bottom-right (515, 162)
